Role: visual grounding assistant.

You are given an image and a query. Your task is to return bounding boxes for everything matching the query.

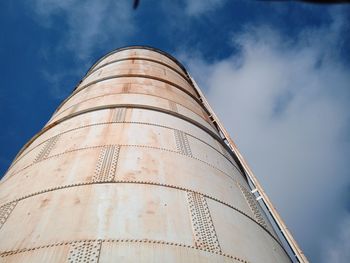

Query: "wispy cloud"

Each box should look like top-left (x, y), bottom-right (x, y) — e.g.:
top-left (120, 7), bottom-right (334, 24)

top-left (178, 9), bottom-right (350, 262)
top-left (40, 69), bottom-right (80, 99)
top-left (184, 0), bottom-right (227, 16)
top-left (27, 0), bottom-right (135, 99)
top-left (31, 0), bottom-right (135, 61)
top-left (323, 214), bottom-right (350, 263)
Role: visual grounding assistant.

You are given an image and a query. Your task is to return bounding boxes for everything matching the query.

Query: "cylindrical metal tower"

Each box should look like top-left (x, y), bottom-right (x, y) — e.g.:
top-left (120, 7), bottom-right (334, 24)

top-left (0, 47), bottom-right (299, 262)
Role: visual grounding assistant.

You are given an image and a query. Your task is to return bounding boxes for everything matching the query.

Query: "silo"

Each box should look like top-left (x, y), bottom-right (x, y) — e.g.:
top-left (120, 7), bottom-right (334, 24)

top-left (0, 46), bottom-right (305, 262)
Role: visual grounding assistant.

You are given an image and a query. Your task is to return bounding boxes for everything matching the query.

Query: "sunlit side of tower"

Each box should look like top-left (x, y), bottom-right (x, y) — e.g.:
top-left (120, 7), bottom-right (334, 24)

top-left (0, 47), bottom-right (294, 262)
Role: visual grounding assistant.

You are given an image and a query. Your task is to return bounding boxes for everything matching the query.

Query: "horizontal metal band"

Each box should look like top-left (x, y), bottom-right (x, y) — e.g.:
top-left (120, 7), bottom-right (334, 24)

top-left (82, 57), bottom-right (191, 87)
top-left (74, 74), bottom-right (199, 105)
top-left (9, 105), bottom-right (246, 177)
top-left (0, 180), bottom-right (282, 249)
top-left (0, 238), bottom-right (249, 263)
top-left (54, 74), bottom-right (209, 117)
top-left (86, 46), bottom-right (189, 78)
top-left (51, 91), bottom-right (210, 128)
top-left (10, 122), bottom-right (240, 178)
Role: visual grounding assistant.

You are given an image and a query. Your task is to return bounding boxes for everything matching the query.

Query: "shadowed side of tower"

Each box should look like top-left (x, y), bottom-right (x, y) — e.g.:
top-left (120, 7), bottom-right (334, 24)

top-left (0, 47), bottom-right (292, 262)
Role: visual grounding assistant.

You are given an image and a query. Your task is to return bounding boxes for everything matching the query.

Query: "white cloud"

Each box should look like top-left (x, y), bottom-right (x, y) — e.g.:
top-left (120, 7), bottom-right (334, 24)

top-left (40, 69), bottom-right (80, 99)
top-left (185, 0), bottom-right (226, 16)
top-left (178, 10), bottom-right (350, 262)
top-left (323, 214), bottom-right (350, 263)
top-left (31, 0), bottom-right (135, 61)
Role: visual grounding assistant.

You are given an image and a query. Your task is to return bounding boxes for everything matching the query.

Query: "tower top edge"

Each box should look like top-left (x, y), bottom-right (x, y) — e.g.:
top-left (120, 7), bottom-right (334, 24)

top-left (85, 45), bottom-right (189, 77)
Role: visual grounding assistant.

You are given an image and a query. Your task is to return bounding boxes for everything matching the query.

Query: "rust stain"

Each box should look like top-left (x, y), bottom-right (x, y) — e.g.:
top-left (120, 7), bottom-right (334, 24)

top-left (39, 198), bottom-right (50, 208)
top-left (74, 197), bottom-right (81, 205)
top-left (123, 172), bottom-right (137, 181)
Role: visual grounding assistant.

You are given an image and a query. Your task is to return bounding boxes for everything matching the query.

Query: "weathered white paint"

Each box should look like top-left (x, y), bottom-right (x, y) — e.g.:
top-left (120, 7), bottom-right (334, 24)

top-left (0, 47), bottom-right (292, 262)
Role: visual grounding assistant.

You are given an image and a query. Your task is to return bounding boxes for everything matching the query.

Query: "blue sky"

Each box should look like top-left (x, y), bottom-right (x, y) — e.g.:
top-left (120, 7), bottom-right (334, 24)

top-left (0, 1), bottom-right (349, 262)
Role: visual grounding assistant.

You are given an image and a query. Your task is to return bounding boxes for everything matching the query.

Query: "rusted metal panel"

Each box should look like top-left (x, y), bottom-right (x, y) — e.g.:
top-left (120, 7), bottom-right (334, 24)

top-left (0, 147), bottom-right (101, 203)
top-left (207, 198), bottom-right (290, 263)
top-left (8, 109), bottom-right (109, 165)
top-left (0, 244), bottom-right (70, 263)
top-left (79, 64), bottom-right (194, 98)
top-left (46, 93), bottom-right (215, 132)
top-left (86, 58), bottom-right (190, 87)
top-left (55, 81), bottom-right (203, 119)
top-left (75, 74), bottom-right (198, 99)
top-left (2, 122), bottom-right (234, 191)
top-left (0, 184), bottom-right (194, 252)
top-left (53, 83), bottom-right (206, 124)
top-left (42, 108), bottom-right (218, 153)
top-left (81, 60), bottom-right (193, 92)
top-left (0, 142), bottom-right (247, 213)
top-left (5, 108), bottom-right (223, 177)
top-left (0, 47), bottom-right (293, 262)
top-left (86, 59), bottom-right (189, 86)
top-left (91, 49), bottom-right (186, 75)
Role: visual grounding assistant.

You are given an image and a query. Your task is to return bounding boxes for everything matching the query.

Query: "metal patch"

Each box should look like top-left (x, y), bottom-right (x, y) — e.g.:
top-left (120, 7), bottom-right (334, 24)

top-left (0, 201), bottom-right (17, 229)
top-left (34, 135), bottom-right (60, 162)
top-left (93, 145), bottom-right (120, 182)
top-left (187, 192), bottom-right (221, 253)
top-left (111, 108), bottom-right (127, 123)
top-left (67, 240), bottom-right (101, 263)
top-left (237, 183), bottom-right (268, 229)
top-left (174, 130), bottom-right (192, 157)
top-left (168, 101), bottom-right (178, 113)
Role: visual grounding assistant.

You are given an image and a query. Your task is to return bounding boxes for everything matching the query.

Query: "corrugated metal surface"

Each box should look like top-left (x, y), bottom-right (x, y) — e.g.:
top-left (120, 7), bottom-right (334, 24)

top-left (0, 47), bottom-right (291, 262)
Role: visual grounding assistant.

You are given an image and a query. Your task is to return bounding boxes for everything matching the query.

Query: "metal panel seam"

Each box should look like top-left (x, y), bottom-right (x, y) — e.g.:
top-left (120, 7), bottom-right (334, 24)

top-left (8, 104), bottom-right (228, 170)
top-left (6, 144), bottom-right (240, 184)
top-left (0, 238), bottom-right (249, 263)
top-left (0, 181), bottom-right (282, 248)
top-left (10, 122), bottom-right (239, 173)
